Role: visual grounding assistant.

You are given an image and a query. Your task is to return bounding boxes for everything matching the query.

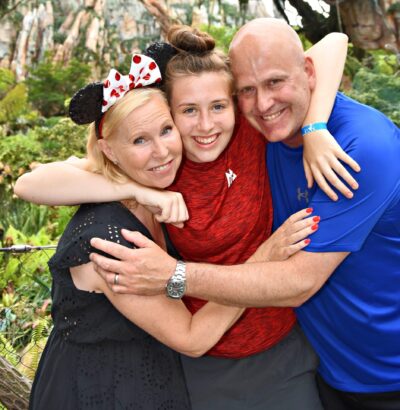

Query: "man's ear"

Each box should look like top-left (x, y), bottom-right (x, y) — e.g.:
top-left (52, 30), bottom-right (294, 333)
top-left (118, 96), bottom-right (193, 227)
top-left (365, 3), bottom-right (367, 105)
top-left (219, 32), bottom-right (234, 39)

top-left (304, 56), bottom-right (316, 91)
top-left (97, 139), bottom-right (117, 164)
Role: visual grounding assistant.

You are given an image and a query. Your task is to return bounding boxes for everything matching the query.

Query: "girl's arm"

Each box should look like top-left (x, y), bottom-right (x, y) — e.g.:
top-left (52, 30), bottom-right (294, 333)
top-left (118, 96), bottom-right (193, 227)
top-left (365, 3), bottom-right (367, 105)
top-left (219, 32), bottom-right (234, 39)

top-left (71, 262), bottom-right (243, 357)
top-left (14, 158), bottom-right (188, 226)
top-left (304, 33), bottom-right (361, 201)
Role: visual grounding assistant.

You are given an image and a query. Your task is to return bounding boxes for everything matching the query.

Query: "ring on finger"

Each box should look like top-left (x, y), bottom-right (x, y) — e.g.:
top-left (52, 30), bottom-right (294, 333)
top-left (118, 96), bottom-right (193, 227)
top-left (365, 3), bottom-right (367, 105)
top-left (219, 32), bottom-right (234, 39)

top-left (113, 273), bottom-right (119, 286)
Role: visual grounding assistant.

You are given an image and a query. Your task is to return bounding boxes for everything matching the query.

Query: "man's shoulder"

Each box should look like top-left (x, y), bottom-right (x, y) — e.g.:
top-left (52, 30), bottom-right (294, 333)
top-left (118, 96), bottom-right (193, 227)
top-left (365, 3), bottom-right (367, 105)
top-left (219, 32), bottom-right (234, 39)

top-left (330, 93), bottom-right (396, 133)
top-left (329, 93), bottom-right (399, 155)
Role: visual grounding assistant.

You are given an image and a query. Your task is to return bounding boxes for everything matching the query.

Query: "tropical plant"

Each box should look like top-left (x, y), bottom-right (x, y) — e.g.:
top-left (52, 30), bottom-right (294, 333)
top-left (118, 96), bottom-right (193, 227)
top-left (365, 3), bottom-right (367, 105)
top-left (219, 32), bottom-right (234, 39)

top-left (26, 55), bottom-right (91, 117)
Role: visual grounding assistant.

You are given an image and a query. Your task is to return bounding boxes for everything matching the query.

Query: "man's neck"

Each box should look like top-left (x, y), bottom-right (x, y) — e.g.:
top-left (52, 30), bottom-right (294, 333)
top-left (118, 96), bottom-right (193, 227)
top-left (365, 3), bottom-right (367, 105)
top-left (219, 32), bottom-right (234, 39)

top-left (282, 131), bottom-right (303, 148)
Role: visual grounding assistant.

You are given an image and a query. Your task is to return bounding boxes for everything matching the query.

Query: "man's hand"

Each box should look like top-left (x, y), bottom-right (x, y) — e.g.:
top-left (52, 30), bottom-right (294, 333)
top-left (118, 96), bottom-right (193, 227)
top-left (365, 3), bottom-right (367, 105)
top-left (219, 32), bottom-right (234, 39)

top-left (89, 229), bottom-right (177, 295)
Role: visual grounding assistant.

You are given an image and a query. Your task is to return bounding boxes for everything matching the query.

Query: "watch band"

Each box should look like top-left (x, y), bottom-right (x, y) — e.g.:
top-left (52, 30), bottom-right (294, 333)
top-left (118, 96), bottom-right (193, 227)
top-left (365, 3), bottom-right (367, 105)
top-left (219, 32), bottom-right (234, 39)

top-left (166, 260), bottom-right (186, 299)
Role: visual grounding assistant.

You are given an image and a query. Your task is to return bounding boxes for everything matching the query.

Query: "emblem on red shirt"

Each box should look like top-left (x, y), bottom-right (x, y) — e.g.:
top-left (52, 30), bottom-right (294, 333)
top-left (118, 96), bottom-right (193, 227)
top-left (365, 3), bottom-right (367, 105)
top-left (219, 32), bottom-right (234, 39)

top-left (225, 169), bottom-right (237, 188)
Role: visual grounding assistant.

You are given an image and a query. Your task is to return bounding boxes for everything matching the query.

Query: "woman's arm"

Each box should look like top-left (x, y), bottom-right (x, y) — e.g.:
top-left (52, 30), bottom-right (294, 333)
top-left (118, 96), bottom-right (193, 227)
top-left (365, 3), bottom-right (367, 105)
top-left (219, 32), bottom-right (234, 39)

top-left (71, 262), bottom-right (243, 357)
top-left (14, 158), bottom-right (188, 226)
top-left (249, 208), bottom-right (319, 263)
top-left (303, 33), bottom-right (361, 201)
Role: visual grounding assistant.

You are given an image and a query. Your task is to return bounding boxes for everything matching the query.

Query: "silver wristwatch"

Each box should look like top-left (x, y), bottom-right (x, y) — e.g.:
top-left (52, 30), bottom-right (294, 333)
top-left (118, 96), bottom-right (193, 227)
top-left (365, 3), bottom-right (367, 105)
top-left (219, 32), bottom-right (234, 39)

top-left (166, 260), bottom-right (186, 299)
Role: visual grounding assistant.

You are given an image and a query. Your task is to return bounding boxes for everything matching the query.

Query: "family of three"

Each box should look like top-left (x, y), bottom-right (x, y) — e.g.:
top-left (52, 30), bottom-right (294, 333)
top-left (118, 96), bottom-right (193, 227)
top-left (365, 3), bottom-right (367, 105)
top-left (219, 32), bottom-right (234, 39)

top-left (15, 18), bottom-right (400, 410)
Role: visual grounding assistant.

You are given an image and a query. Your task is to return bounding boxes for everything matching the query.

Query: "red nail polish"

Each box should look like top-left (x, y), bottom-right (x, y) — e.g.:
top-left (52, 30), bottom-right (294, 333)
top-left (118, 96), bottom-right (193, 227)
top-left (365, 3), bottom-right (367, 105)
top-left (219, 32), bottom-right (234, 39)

top-left (313, 216), bottom-right (320, 223)
top-left (312, 224), bottom-right (318, 231)
top-left (304, 238), bottom-right (311, 245)
top-left (306, 207), bottom-right (313, 214)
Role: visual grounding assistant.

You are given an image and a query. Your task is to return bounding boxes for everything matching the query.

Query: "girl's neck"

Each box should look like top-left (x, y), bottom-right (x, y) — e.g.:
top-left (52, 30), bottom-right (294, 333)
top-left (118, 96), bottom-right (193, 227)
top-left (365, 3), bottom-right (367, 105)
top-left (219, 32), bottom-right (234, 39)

top-left (121, 199), bottom-right (166, 250)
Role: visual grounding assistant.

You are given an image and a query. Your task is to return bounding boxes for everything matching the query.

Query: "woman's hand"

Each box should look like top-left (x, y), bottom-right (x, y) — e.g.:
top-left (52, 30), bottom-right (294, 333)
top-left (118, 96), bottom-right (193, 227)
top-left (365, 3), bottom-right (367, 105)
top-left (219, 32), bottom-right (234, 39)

top-left (251, 208), bottom-right (319, 263)
top-left (135, 187), bottom-right (189, 228)
top-left (303, 129), bottom-right (361, 201)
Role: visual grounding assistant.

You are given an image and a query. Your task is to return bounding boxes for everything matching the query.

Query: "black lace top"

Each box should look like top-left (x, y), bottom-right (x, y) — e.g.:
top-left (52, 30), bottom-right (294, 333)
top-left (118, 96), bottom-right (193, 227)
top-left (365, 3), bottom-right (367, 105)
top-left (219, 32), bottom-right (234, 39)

top-left (29, 202), bottom-right (191, 410)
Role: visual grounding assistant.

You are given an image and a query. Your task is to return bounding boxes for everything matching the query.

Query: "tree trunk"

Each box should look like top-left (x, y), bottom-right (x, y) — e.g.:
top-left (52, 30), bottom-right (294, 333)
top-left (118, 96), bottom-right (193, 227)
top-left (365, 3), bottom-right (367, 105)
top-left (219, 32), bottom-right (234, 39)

top-left (326, 0), bottom-right (399, 52)
top-left (138, 0), bottom-right (179, 38)
top-left (0, 356), bottom-right (31, 410)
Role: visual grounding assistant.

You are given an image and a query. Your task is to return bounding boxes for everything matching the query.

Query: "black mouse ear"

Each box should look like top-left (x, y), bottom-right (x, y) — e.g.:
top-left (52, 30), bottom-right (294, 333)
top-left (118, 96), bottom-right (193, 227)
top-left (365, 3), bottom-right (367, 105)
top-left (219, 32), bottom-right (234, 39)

top-left (144, 42), bottom-right (177, 86)
top-left (69, 82), bottom-right (104, 125)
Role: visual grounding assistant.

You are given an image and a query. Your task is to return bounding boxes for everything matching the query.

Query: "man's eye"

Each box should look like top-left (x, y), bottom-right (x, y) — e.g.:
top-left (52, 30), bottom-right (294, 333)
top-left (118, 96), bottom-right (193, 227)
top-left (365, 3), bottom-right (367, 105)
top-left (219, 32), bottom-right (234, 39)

top-left (133, 137), bottom-right (145, 145)
top-left (269, 79), bottom-right (282, 87)
top-left (161, 126), bottom-right (173, 136)
top-left (238, 87), bottom-right (255, 97)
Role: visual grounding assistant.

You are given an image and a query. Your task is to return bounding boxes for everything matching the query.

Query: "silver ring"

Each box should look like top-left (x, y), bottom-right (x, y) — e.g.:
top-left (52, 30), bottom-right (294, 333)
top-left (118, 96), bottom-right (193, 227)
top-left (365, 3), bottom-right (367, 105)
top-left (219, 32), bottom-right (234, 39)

top-left (113, 273), bottom-right (119, 286)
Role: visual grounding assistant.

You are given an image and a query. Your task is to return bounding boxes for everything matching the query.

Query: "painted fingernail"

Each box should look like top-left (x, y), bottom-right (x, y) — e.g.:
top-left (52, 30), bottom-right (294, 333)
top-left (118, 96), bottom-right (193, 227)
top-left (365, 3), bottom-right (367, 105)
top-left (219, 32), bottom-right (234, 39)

top-left (304, 239), bottom-right (311, 245)
top-left (311, 224), bottom-right (319, 231)
top-left (306, 207), bottom-right (313, 214)
top-left (312, 216), bottom-right (320, 223)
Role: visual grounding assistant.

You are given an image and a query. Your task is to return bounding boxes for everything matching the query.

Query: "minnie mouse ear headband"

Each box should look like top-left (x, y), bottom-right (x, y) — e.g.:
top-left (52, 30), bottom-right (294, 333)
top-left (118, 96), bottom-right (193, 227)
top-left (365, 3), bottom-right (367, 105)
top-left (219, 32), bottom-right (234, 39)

top-left (69, 42), bottom-right (177, 139)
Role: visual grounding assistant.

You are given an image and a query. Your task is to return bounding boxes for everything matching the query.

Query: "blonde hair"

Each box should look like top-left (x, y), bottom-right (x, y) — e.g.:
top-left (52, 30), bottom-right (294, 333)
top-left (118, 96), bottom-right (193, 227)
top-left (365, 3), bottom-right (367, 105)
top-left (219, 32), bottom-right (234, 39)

top-left (165, 25), bottom-right (234, 100)
top-left (86, 88), bottom-right (167, 183)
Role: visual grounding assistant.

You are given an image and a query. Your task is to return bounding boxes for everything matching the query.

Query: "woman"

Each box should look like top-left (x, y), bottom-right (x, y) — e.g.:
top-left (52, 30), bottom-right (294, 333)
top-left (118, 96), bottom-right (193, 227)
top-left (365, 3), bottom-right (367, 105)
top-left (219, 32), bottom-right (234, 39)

top-left (17, 27), bottom-right (352, 410)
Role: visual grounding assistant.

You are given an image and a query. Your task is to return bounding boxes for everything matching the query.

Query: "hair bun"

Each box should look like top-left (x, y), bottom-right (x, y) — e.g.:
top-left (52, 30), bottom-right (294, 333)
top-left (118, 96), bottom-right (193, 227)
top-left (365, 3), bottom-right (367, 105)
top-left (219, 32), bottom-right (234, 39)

top-left (168, 25), bottom-right (215, 54)
top-left (69, 82), bottom-right (104, 125)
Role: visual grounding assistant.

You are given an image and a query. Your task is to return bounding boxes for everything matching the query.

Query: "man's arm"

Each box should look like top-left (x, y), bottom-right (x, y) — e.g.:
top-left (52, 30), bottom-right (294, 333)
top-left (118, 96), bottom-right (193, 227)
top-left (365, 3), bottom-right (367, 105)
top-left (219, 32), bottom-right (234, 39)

top-left (89, 229), bottom-right (348, 307)
top-left (185, 250), bottom-right (348, 307)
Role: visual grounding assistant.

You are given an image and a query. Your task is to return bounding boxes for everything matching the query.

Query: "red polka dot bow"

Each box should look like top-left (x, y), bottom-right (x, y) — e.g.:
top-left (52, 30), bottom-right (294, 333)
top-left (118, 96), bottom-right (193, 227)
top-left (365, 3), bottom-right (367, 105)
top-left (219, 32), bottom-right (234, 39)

top-left (101, 54), bottom-right (161, 113)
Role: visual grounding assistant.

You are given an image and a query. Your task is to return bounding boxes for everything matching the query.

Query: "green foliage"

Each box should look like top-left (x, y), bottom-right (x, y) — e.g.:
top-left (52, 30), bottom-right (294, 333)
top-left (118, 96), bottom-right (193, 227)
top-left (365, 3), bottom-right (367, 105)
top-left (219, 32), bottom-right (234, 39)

top-left (26, 55), bottom-right (91, 117)
top-left (17, 316), bottom-right (51, 379)
top-left (0, 68), bottom-right (15, 99)
top-left (201, 25), bottom-right (238, 54)
top-left (346, 69), bottom-right (400, 126)
top-left (344, 49), bottom-right (400, 126)
top-left (0, 83), bottom-right (28, 124)
top-left (32, 117), bottom-right (88, 161)
top-left (0, 226), bottom-right (54, 366)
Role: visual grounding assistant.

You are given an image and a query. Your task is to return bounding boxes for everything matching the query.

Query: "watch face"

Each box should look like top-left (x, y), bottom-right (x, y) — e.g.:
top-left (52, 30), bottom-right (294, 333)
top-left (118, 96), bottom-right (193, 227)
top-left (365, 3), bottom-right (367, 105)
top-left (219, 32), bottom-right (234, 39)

top-left (167, 279), bottom-right (185, 299)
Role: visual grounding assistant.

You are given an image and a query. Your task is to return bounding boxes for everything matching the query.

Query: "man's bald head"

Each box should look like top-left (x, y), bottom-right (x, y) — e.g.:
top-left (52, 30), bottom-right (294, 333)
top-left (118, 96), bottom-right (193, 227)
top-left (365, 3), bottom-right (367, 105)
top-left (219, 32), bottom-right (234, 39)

top-left (228, 18), bottom-right (315, 146)
top-left (229, 18), bottom-right (304, 67)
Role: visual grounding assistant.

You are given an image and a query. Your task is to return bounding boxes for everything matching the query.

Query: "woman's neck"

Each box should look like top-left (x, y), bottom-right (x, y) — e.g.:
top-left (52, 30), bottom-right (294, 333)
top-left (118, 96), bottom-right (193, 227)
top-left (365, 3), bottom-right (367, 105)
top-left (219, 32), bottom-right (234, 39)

top-left (121, 199), bottom-right (166, 250)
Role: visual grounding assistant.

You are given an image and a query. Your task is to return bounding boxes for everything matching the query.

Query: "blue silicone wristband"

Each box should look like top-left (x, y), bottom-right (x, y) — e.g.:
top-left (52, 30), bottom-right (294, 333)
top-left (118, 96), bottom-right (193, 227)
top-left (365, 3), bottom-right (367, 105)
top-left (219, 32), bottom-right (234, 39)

top-left (301, 122), bottom-right (327, 136)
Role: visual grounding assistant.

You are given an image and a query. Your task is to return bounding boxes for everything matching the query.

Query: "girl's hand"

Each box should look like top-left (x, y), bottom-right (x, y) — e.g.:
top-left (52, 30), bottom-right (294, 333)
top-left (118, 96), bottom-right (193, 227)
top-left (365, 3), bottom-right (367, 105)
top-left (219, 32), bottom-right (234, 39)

top-left (135, 187), bottom-right (189, 228)
top-left (303, 129), bottom-right (361, 201)
top-left (253, 208), bottom-right (319, 262)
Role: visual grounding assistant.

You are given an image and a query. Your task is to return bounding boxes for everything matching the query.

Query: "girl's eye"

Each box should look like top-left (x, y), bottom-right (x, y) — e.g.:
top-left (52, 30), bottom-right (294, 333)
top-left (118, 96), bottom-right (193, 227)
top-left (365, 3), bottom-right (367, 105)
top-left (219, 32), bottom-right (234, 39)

top-left (133, 137), bottom-right (146, 145)
top-left (183, 107), bottom-right (196, 115)
top-left (161, 126), bottom-right (173, 136)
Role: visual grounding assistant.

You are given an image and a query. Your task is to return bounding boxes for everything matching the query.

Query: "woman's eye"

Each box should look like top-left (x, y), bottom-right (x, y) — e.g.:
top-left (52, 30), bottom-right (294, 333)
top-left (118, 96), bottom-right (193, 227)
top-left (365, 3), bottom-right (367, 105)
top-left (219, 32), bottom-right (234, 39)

top-left (213, 104), bottom-right (226, 111)
top-left (161, 126), bottom-right (173, 136)
top-left (133, 137), bottom-right (145, 145)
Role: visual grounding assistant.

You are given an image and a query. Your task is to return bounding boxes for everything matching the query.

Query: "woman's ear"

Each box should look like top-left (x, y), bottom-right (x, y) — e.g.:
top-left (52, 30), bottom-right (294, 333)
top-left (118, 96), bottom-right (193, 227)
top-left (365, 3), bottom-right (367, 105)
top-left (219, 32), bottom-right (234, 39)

top-left (97, 139), bottom-right (118, 164)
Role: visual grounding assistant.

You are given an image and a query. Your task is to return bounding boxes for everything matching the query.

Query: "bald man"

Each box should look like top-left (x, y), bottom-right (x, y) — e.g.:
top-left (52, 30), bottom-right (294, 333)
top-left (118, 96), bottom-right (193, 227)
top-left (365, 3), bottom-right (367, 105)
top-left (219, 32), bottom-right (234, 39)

top-left (91, 19), bottom-right (400, 409)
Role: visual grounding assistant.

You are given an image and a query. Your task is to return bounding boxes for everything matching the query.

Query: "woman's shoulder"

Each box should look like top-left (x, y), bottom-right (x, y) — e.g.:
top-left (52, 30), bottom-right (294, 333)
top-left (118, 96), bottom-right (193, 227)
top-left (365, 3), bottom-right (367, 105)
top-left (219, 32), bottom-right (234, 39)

top-left (50, 202), bottom-right (150, 270)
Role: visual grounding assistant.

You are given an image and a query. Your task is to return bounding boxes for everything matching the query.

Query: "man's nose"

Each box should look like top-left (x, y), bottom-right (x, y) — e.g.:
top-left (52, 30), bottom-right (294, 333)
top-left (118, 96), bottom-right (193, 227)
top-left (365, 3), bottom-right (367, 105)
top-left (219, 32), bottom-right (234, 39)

top-left (255, 89), bottom-right (274, 114)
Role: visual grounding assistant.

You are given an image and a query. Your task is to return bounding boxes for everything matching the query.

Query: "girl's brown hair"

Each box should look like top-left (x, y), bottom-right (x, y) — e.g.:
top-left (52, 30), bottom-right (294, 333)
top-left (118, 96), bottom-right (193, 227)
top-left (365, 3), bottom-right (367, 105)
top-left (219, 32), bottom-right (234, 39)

top-left (165, 25), bottom-right (234, 100)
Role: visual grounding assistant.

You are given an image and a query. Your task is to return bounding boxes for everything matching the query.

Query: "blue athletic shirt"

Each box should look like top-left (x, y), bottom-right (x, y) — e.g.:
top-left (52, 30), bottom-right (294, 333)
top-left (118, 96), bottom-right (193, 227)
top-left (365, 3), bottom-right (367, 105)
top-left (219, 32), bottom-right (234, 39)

top-left (267, 93), bottom-right (400, 393)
